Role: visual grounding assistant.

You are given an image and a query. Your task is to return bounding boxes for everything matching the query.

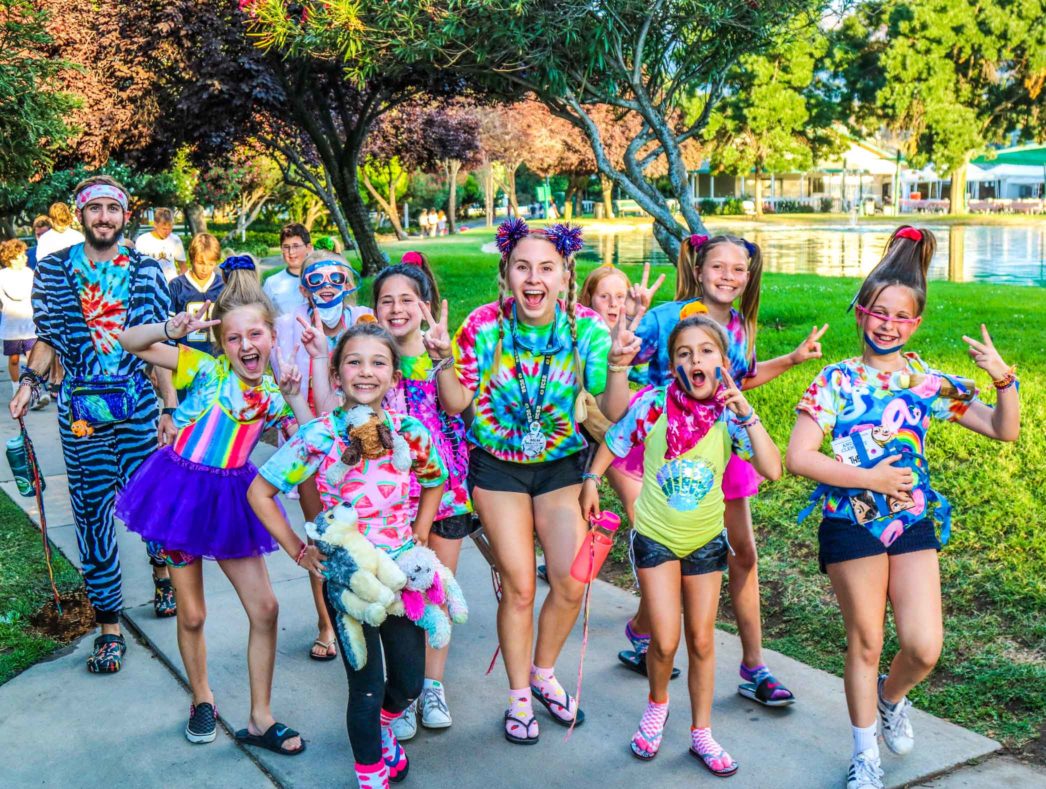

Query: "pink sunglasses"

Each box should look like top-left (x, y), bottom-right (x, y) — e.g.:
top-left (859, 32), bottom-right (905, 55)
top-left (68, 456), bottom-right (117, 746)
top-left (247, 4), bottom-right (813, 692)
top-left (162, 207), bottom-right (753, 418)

top-left (854, 304), bottom-right (920, 326)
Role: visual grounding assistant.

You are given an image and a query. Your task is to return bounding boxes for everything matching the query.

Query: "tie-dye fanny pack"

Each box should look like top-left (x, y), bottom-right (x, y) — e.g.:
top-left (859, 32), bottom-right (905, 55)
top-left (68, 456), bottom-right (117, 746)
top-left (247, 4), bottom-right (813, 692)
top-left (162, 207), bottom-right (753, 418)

top-left (67, 375), bottom-right (140, 425)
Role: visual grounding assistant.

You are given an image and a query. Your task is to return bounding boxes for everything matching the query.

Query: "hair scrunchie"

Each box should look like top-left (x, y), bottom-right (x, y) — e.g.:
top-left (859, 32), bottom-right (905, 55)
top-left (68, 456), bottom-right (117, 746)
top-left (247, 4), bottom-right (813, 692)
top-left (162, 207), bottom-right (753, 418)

top-left (401, 250), bottom-right (424, 267)
top-left (895, 227), bottom-right (923, 242)
top-left (688, 234), bottom-right (709, 250)
top-left (220, 255), bottom-right (255, 273)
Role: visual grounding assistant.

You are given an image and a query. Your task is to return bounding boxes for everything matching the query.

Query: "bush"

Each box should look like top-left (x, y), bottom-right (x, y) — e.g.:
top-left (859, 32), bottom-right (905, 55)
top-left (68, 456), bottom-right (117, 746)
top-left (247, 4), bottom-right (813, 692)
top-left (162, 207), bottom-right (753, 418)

top-left (719, 198), bottom-right (745, 216)
top-left (819, 197), bottom-right (834, 213)
top-left (698, 198), bottom-right (718, 216)
top-left (774, 200), bottom-right (815, 214)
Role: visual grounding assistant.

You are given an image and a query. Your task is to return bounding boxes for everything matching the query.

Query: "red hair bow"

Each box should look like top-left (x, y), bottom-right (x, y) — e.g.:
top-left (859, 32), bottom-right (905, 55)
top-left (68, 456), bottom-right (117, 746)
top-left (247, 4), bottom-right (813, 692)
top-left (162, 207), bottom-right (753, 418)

top-left (895, 227), bottom-right (922, 242)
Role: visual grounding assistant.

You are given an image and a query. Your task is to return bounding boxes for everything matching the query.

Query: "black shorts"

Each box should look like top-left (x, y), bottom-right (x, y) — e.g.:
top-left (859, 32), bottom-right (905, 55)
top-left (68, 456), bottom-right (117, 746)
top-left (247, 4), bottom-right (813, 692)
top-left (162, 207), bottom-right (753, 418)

top-left (431, 513), bottom-right (478, 540)
top-left (818, 517), bottom-right (941, 573)
top-left (468, 447), bottom-right (584, 497)
top-left (630, 530), bottom-right (729, 576)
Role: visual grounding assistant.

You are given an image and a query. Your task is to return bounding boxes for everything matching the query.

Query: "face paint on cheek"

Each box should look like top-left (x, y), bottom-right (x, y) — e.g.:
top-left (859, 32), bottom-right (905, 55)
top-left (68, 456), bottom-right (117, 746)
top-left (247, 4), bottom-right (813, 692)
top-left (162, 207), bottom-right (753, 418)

top-left (676, 364), bottom-right (692, 392)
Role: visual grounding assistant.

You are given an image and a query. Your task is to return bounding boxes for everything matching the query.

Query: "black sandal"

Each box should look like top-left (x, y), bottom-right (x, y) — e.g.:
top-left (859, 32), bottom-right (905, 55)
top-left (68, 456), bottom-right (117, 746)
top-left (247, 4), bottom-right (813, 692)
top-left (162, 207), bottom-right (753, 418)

top-left (530, 684), bottom-right (585, 727)
top-left (503, 710), bottom-right (540, 745)
top-left (235, 722), bottom-right (306, 756)
top-left (617, 649), bottom-right (681, 680)
top-left (86, 634), bottom-right (126, 674)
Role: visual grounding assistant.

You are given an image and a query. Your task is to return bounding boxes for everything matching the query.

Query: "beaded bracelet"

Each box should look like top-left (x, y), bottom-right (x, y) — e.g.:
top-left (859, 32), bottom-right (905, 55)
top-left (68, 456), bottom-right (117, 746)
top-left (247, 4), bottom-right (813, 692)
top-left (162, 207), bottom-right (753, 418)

top-left (738, 412), bottom-right (761, 429)
top-left (294, 543), bottom-right (308, 566)
top-left (993, 366), bottom-right (1017, 390)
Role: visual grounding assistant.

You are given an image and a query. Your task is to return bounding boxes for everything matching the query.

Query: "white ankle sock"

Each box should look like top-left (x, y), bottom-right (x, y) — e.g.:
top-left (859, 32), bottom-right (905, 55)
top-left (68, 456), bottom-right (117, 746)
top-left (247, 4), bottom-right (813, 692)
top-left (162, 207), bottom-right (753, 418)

top-left (852, 723), bottom-right (878, 758)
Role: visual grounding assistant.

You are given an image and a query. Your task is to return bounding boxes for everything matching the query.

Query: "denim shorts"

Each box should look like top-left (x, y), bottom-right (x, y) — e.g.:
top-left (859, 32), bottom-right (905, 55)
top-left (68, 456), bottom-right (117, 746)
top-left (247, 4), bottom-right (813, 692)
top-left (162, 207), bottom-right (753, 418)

top-left (468, 447), bottom-right (584, 497)
top-left (818, 517), bottom-right (941, 573)
top-left (630, 530), bottom-right (729, 576)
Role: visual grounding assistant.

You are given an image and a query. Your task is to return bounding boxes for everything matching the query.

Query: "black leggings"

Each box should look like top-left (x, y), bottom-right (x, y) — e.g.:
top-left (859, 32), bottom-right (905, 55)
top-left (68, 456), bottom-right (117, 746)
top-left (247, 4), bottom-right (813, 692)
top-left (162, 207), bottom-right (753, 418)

top-left (323, 583), bottom-right (425, 764)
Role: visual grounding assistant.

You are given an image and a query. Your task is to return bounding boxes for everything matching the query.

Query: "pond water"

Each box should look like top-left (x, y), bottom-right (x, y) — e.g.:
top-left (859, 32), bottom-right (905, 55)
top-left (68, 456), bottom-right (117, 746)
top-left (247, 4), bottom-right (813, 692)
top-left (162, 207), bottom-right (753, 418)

top-left (575, 222), bottom-right (1046, 287)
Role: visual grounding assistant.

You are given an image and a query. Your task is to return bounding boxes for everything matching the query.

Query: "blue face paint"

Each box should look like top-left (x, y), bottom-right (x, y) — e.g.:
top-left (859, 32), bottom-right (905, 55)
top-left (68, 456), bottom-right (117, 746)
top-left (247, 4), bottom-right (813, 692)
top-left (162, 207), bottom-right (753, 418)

top-left (715, 367), bottom-right (722, 381)
top-left (863, 332), bottom-right (906, 355)
top-left (676, 364), bottom-right (693, 392)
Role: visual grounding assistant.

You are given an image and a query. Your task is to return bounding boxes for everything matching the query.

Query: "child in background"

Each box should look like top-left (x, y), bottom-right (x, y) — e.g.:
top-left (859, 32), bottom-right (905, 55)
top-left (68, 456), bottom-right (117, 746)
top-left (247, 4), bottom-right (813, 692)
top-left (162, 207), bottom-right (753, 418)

top-left (0, 240), bottom-right (47, 408)
top-left (249, 323), bottom-right (447, 789)
top-left (372, 251), bottom-right (473, 739)
top-left (785, 226), bottom-right (1019, 789)
top-left (168, 233), bottom-right (224, 353)
top-left (584, 315), bottom-right (782, 776)
top-left (272, 248), bottom-right (373, 661)
top-left (421, 219), bottom-right (639, 744)
top-left (116, 258), bottom-right (310, 753)
top-left (619, 235), bottom-right (825, 703)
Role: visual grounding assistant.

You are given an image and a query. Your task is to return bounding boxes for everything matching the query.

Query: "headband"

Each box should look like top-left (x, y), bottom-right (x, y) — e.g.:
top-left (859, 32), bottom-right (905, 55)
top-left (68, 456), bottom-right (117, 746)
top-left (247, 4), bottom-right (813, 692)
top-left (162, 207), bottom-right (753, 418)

top-left (895, 227), bottom-right (923, 242)
top-left (220, 255), bottom-right (255, 273)
top-left (544, 223), bottom-right (584, 258)
top-left (75, 184), bottom-right (128, 212)
top-left (495, 217), bottom-right (529, 256)
top-left (401, 251), bottom-right (424, 267)
top-left (688, 234), bottom-right (709, 250)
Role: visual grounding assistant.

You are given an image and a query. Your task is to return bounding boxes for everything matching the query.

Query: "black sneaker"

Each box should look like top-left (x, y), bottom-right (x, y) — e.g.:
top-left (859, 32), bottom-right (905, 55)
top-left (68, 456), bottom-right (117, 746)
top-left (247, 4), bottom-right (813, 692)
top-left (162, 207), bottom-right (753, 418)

top-left (186, 702), bottom-right (218, 744)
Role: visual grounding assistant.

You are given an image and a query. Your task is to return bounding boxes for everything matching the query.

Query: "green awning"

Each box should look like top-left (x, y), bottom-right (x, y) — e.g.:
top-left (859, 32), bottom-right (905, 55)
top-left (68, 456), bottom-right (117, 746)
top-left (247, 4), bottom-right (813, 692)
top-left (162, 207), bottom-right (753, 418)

top-left (973, 145), bottom-right (1046, 167)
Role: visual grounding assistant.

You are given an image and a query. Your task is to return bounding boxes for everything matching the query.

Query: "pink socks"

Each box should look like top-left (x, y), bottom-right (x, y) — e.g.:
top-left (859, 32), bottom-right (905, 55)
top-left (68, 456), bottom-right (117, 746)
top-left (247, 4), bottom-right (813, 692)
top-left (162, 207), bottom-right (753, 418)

top-left (530, 665), bottom-right (576, 717)
top-left (630, 697), bottom-right (669, 759)
top-left (505, 687), bottom-right (538, 741)
top-left (379, 708), bottom-right (408, 781)
top-left (354, 761), bottom-right (389, 789)
top-left (690, 726), bottom-right (738, 776)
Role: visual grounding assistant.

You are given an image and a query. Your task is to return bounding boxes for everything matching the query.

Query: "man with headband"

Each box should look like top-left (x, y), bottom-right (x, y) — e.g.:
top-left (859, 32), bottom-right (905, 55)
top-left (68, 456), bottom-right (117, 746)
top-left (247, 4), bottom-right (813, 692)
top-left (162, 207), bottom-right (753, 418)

top-left (271, 249), bottom-right (372, 661)
top-left (10, 175), bottom-right (180, 673)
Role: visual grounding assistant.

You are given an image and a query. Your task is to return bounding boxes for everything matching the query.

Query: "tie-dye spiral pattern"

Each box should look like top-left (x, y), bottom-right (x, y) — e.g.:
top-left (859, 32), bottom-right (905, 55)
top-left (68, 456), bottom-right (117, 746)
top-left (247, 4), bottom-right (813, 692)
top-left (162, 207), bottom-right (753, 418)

top-left (452, 298), bottom-right (611, 464)
top-left (67, 246), bottom-right (132, 374)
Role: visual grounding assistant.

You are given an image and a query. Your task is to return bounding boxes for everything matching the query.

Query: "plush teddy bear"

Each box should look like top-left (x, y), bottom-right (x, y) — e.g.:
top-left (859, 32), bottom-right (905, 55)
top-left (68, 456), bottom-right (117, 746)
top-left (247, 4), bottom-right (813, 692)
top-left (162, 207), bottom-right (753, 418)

top-left (339, 404), bottom-right (411, 471)
top-left (305, 503), bottom-right (407, 669)
top-left (388, 545), bottom-right (468, 649)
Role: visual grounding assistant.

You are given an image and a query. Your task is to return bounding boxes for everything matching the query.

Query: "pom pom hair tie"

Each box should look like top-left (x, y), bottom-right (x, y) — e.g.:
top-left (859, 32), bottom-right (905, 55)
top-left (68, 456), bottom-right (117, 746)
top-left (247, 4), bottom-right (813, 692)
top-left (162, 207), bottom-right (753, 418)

top-left (495, 217), bottom-right (530, 256)
top-left (688, 234), bottom-right (709, 250)
top-left (401, 251), bottom-right (424, 267)
top-left (544, 223), bottom-right (585, 258)
top-left (220, 255), bottom-right (256, 273)
top-left (895, 227), bottom-right (923, 242)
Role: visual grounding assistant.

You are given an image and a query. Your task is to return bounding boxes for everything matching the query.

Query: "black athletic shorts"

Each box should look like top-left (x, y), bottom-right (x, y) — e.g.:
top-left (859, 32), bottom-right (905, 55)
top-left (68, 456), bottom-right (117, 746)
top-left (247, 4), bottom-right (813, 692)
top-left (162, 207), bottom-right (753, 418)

top-left (468, 447), bottom-right (584, 497)
top-left (818, 517), bottom-right (941, 573)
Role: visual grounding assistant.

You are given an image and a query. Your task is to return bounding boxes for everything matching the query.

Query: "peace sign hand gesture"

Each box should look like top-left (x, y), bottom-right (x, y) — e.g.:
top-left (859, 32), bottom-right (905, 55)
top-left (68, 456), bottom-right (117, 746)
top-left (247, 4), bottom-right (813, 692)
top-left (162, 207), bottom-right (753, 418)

top-left (609, 304), bottom-right (647, 367)
top-left (275, 348), bottom-right (302, 398)
top-left (789, 324), bottom-right (828, 366)
top-left (962, 324), bottom-right (1010, 380)
top-left (629, 262), bottom-right (666, 313)
top-left (165, 301), bottom-right (220, 340)
top-left (420, 299), bottom-right (452, 361)
top-left (715, 367), bottom-right (754, 419)
top-left (297, 309), bottom-right (327, 359)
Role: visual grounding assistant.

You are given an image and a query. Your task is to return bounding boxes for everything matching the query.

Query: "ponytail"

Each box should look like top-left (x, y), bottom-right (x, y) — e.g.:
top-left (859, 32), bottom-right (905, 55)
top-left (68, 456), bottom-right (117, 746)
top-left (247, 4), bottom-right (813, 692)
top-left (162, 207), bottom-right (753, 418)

top-left (397, 251), bottom-right (441, 314)
top-left (853, 225), bottom-right (934, 317)
top-left (212, 254), bottom-right (275, 346)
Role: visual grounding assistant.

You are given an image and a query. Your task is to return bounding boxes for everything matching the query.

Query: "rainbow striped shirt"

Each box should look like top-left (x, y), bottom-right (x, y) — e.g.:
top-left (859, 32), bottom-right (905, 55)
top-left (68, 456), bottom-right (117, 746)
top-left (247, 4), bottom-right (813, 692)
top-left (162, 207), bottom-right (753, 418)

top-left (172, 346), bottom-right (293, 468)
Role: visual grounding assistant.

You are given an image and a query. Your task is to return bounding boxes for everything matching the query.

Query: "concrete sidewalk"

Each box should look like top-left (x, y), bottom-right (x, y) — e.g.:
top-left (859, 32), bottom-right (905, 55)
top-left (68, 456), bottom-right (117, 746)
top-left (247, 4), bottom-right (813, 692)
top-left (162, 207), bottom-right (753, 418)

top-left (0, 400), bottom-right (1041, 788)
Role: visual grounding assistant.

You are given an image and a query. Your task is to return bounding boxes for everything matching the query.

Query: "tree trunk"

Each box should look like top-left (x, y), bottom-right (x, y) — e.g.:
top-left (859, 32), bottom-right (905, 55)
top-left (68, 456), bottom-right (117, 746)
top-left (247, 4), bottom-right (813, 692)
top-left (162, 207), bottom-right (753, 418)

top-left (304, 197), bottom-right (324, 231)
top-left (336, 165), bottom-right (386, 276)
top-left (599, 174), bottom-right (614, 219)
top-left (482, 165), bottom-right (495, 227)
top-left (949, 161), bottom-right (969, 215)
top-left (753, 167), bottom-right (764, 217)
top-left (183, 203), bottom-right (208, 235)
top-left (445, 159), bottom-right (461, 233)
top-left (360, 170), bottom-right (407, 240)
top-left (0, 215), bottom-right (15, 240)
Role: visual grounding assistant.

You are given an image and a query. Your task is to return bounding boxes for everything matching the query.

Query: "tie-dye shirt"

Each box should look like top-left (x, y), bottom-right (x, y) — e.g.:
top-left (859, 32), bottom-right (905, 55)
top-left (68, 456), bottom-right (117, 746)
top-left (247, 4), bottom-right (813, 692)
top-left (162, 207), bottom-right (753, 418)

top-left (796, 353), bottom-right (977, 526)
top-left (452, 299), bottom-right (612, 464)
top-left (67, 246), bottom-right (132, 375)
top-left (634, 299), bottom-right (755, 386)
top-left (258, 408), bottom-right (448, 553)
top-left (606, 386), bottom-right (752, 556)
top-left (385, 354), bottom-right (472, 521)
top-left (172, 346), bottom-right (294, 468)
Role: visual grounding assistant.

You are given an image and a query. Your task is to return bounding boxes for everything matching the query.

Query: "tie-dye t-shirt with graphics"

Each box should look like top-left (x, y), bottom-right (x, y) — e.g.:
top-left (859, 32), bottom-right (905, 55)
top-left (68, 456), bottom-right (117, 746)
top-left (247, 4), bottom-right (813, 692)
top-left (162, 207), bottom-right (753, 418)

top-left (606, 386), bottom-right (752, 557)
top-left (452, 299), bottom-right (612, 464)
top-left (258, 408), bottom-right (447, 554)
top-left (634, 300), bottom-right (755, 386)
top-left (796, 353), bottom-right (977, 545)
top-left (385, 354), bottom-right (472, 521)
top-left (172, 346), bottom-right (294, 469)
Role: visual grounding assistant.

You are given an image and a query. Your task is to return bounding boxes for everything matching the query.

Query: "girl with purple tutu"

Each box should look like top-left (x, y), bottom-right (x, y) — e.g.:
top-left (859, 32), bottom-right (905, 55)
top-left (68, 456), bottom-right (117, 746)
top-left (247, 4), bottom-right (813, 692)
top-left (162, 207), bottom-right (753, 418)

top-left (116, 257), bottom-right (311, 753)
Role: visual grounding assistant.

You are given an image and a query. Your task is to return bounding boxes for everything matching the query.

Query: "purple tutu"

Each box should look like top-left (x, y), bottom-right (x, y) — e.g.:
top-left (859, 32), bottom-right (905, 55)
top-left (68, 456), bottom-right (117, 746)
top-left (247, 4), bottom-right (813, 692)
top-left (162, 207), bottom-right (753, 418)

top-left (116, 446), bottom-right (279, 561)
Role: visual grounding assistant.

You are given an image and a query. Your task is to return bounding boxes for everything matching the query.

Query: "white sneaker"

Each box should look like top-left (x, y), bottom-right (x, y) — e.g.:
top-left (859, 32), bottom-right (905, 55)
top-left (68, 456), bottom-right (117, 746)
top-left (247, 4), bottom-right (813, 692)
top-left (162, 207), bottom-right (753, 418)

top-left (420, 683), bottom-right (452, 729)
top-left (392, 700), bottom-right (418, 741)
top-left (30, 393), bottom-right (50, 411)
top-left (847, 749), bottom-right (884, 789)
top-left (877, 675), bottom-right (915, 755)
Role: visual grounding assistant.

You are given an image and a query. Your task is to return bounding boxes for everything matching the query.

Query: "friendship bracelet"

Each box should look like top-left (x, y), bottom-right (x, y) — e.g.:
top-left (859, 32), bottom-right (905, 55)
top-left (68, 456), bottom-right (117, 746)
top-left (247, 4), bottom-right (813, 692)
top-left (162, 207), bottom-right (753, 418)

top-left (431, 357), bottom-right (454, 375)
top-left (992, 366), bottom-right (1017, 390)
top-left (738, 411), bottom-right (760, 429)
top-left (581, 472), bottom-right (602, 484)
top-left (294, 543), bottom-right (308, 566)
top-left (19, 369), bottom-right (45, 387)
top-left (608, 364), bottom-right (630, 374)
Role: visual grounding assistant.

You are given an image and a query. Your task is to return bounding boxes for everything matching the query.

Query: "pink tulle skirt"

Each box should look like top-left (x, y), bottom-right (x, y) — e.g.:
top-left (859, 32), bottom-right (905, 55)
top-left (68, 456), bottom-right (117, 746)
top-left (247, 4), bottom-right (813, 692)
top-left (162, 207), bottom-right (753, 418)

top-left (722, 454), bottom-right (762, 501)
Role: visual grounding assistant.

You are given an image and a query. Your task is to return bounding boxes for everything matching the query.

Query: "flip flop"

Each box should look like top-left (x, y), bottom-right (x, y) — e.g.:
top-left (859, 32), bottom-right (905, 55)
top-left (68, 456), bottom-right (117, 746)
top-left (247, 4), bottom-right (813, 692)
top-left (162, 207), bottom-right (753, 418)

top-left (690, 745), bottom-right (739, 777)
top-left (309, 638), bottom-right (337, 662)
top-left (617, 649), bottom-right (681, 680)
top-left (235, 722), bottom-right (306, 756)
top-left (503, 710), bottom-right (540, 745)
top-left (530, 684), bottom-right (585, 727)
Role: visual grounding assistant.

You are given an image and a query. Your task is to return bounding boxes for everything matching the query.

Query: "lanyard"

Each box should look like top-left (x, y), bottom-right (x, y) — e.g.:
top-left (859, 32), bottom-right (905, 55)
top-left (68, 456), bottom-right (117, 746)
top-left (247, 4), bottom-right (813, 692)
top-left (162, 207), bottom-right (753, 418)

top-left (510, 310), bottom-right (559, 428)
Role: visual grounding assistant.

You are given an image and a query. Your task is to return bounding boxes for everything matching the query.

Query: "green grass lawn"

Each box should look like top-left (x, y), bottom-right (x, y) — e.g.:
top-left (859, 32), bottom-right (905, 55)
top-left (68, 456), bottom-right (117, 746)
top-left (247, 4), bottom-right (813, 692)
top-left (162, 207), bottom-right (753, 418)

top-left (0, 491), bottom-right (84, 684)
top-left (382, 232), bottom-right (1046, 750)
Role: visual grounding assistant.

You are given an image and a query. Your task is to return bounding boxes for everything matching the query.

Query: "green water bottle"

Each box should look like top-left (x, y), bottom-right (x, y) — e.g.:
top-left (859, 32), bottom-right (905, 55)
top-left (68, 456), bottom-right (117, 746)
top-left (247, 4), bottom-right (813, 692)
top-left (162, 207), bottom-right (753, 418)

top-left (6, 434), bottom-right (43, 497)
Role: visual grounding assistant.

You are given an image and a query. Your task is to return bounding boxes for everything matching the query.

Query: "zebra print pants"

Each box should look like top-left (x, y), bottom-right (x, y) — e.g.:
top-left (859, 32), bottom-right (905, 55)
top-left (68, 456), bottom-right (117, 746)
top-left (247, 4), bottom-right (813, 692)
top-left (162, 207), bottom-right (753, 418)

top-left (58, 390), bottom-right (160, 625)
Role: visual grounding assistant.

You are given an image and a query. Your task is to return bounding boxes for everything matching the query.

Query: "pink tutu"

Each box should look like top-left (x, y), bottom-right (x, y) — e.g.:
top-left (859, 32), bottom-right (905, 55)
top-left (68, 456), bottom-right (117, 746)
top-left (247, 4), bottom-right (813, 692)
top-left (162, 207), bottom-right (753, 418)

top-left (722, 454), bottom-right (761, 500)
top-left (610, 387), bottom-right (651, 480)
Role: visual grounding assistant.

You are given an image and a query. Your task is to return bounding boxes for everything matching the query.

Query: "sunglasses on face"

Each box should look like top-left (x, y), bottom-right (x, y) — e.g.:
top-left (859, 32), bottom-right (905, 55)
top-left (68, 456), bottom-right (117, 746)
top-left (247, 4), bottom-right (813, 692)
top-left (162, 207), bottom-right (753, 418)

top-left (855, 304), bottom-right (920, 326)
top-left (303, 270), bottom-right (350, 289)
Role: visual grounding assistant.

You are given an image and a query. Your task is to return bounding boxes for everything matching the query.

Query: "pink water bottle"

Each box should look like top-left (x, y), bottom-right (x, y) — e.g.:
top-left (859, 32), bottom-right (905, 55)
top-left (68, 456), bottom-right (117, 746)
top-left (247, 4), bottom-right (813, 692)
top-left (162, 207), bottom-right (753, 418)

top-left (570, 511), bottom-right (621, 583)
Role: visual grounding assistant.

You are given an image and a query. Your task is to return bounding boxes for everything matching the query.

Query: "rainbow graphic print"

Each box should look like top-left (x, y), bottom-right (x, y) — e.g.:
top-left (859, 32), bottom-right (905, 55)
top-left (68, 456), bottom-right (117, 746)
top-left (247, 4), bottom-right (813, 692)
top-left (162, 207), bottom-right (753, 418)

top-left (452, 299), bottom-right (611, 464)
